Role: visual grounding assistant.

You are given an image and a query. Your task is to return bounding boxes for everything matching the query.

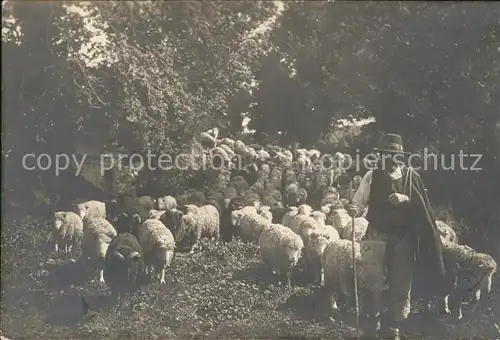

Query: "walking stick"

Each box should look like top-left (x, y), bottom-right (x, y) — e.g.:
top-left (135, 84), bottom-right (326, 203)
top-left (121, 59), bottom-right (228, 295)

top-left (349, 180), bottom-right (360, 340)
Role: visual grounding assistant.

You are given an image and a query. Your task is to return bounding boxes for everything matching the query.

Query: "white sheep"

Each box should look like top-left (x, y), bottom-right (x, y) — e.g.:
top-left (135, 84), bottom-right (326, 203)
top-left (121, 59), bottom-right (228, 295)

top-left (342, 217), bottom-right (369, 242)
top-left (149, 209), bottom-right (166, 220)
top-left (82, 217), bottom-right (117, 284)
top-left (157, 195), bottom-right (177, 212)
top-left (75, 200), bottom-right (106, 220)
top-left (231, 205), bottom-right (259, 227)
top-left (322, 239), bottom-right (386, 330)
top-left (326, 202), bottom-right (352, 236)
top-left (305, 233), bottom-right (335, 285)
top-left (287, 204), bottom-right (313, 233)
top-left (281, 206), bottom-right (298, 227)
top-left (199, 131), bottom-right (218, 149)
top-left (321, 188), bottom-right (340, 206)
top-left (436, 220), bottom-right (458, 243)
top-left (234, 212), bottom-right (272, 244)
top-left (310, 211), bottom-right (327, 227)
top-left (177, 204), bottom-right (220, 253)
top-left (259, 205), bottom-right (273, 222)
top-left (220, 138), bottom-right (235, 150)
top-left (52, 211), bottom-right (83, 258)
top-left (258, 224), bottom-right (304, 287)
top-left (137, 219), bottom-right (176, 284)
top-left (440, 240), bottom-right (497, 319)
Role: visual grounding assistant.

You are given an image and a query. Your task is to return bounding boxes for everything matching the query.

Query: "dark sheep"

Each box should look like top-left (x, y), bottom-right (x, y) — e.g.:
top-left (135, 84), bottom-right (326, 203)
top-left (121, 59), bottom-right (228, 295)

top-left (104, 233), bottom-right (144, 301)
top-left (270, 207), bottom-right (290, 224)
top-left (159, 209), bottom-right (184, 242)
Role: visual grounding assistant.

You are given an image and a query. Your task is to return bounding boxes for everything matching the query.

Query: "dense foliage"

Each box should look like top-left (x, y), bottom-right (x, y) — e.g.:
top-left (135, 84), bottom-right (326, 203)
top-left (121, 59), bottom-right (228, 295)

top-left (3, 1), bottom-right (500, 244)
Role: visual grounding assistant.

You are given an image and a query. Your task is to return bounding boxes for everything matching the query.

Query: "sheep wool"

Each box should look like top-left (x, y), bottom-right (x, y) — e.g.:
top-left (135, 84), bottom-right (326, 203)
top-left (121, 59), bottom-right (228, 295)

top-left (53, 211), bottom-right (84, 257)
top-left (236, 213), bottom-right (272, 244)
top-left (287, 204), bottom-right (313, 233)
top-left (82, 217), bottom-right (118, 284)
top-left (305, 233), bottom-right (333, 285)
top-left (327, 205), bottom-right (351, 235)
top-left (138, 219), bottom-right (176, 284)
top-left (322, 239), bottom-right (386, 316)
top-left (441, 241), bottom-right (497, 303)
top-left (436, 220), bottom-right (458, 243)
top-left (259, 206), bottom-right (273, 222)
top-left (258, 224), bottom-right (304, 287)
top-left (310, 211), bottom-right (327, 227)
top-left (75, 200), bottom-right (106, 220)
top-left (157, 196), bottom-right (177, 212)
top-left (342, 217), bottom-right (369, 242)
top-left (175, 205), bottom-right (220, 253)
top-left (190, 205), bottom-right (220, 240)
top-left (104, 233), bottom-right (144, 298)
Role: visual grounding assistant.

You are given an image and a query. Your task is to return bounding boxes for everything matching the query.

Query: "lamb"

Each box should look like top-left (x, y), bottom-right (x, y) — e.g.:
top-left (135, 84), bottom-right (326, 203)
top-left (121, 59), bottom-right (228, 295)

top-left (438, 241), bottom-right (498, 319)
top-left (234, 212), bottom-right (272, 244)
top-left (52, 211), bottom-right (83, 258)
top-left (82, 217), bottom-right (118, 284)
top-left (436, 220), bottom-right (458, 243)
top-left (157, 195), bottom-right (177, 212)
top-left (104, 233), bottom-right (144, 301)
top-left (342, 217), bottom-right (369, 242)
top-left (259, 206), bottom-right (273, 222)
top-left (305, 233), bottom-right (335, 285)
top-left (74, 200), bottom-right (106, 220)
top-left (137, 219), bottom-right (176, 284)
top-left (149, 209), bottom-right (166, 220)
top-left (258, 224), bottom-right (304, 287)
top-left (322, 239), bottom-right (387, 334)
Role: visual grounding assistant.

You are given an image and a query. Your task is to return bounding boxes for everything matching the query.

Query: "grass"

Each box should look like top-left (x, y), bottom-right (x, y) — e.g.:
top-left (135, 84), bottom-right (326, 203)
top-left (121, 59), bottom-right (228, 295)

top-left (1, 214), bottom-right (499, 339)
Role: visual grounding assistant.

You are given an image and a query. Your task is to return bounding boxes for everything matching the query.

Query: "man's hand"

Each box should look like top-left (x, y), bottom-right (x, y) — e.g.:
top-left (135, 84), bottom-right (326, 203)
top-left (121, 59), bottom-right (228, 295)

top-left (388, 193), bottom-right (409, 206)
top-left (346, 203), bottom-right (360, 217)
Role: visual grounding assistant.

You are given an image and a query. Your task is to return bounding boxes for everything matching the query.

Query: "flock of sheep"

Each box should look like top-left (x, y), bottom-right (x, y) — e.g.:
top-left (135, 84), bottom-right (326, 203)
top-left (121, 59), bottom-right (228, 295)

top-left (51, 128), bottom-right (497, 324)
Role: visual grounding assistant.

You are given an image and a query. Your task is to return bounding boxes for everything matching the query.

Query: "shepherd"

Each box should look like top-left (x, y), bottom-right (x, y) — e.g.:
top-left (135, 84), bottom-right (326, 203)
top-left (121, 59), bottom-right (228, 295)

top-left (347, 133), bottom-right (446, 340)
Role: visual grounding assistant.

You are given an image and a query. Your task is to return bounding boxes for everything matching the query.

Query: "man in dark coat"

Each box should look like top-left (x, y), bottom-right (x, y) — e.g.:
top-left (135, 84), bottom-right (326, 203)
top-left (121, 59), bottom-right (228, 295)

top-left (347, 133), bottom-right (445, 340)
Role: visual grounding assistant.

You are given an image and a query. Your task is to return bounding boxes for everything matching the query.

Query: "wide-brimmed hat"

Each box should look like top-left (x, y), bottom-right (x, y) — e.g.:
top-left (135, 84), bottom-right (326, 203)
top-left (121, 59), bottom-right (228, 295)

top-left (372, 133), bottom-right (411, 155)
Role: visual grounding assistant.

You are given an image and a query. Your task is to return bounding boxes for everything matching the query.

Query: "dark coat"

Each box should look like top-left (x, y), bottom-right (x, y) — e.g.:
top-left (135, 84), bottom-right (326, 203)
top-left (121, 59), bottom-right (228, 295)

top-left (366, 166), bottom-right (446, 294)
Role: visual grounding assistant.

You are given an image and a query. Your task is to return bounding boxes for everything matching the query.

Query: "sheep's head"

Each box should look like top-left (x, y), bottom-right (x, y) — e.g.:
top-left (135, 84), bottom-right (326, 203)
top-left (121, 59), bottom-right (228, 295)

top-left (53, 212), bottom-right (66, 230)
top-left (330, 200), bottom-right (345, 211)
top-left (77, 205), bottom-right (87, 219)
top-left (297, 204), bottom-right (312, 216)
top-left (252, 200), bottom-right (263, 212)
top-left (320, 204), bottom-right (332, 214)
top-left (230, 210), bottom-right (245, 227)
top-left (310, 211), bottom-right (326, 224)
